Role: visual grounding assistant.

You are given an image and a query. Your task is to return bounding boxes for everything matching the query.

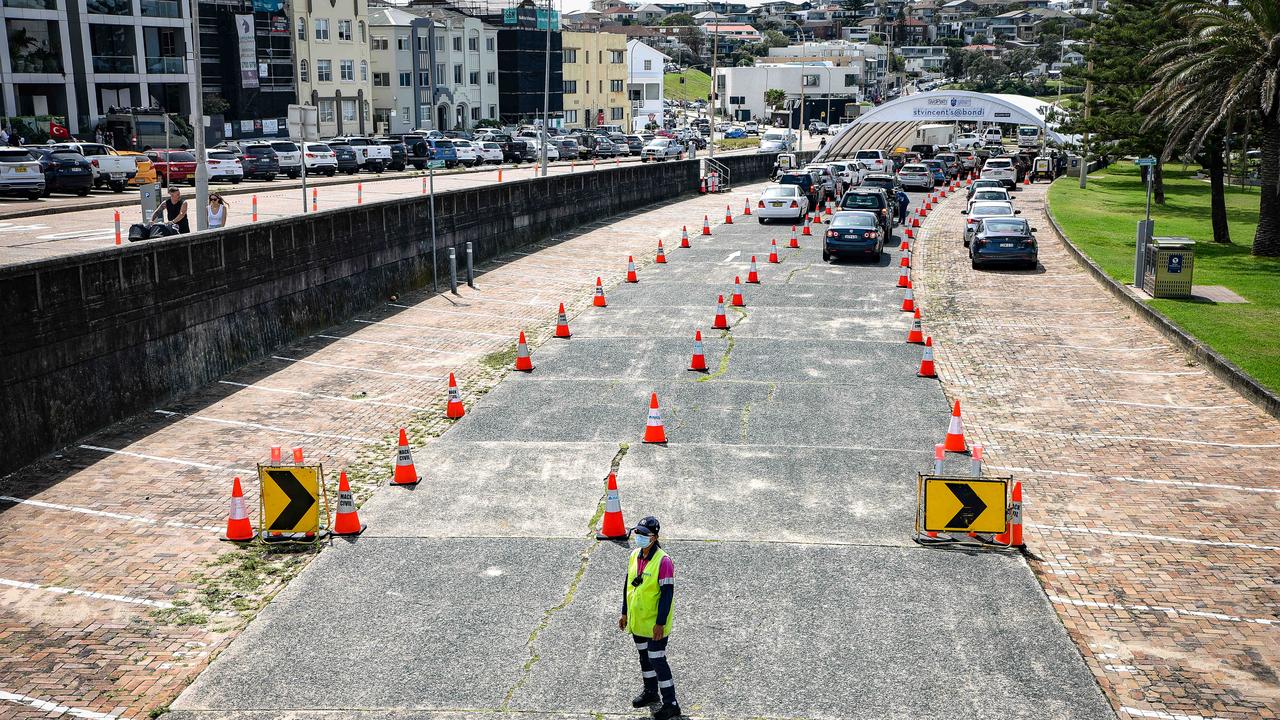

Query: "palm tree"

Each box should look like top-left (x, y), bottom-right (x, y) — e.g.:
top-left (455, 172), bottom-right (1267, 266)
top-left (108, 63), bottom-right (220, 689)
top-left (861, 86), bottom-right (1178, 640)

top-left (1140, 0), bottom-right (1280, 256)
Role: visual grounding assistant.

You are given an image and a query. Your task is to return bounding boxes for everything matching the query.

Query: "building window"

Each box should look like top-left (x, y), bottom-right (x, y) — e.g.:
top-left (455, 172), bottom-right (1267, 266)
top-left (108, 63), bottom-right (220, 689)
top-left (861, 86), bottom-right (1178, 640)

top-left (418, 71), bottom-right (429, 86)
top-left (317, 59), bottom-right (332, 81)
top-left (452, 35), bottom-right (462, 51)
top-left (471, 106), bottom-right (480, 120)
top-left (397, 36), bottom-right (409, 51)
top-left (643, 59), bottom-right (651, 70)
top-left (468, 34), bottom-right (478, 51)
top-left (435, 63), bottom-right (444, 81)
top-left (610, 79), bottom-right (623, 92)
top-left (563, 48), bottom-right (577, 63)
top-left (488, 104), bottom-right (496, 119)
top-left (453, 64), bottom-right (462, 83)
top-left (297, 17), bottom-right (306, 41)
top-left (340, 59), bottom-right (354, 80)
top-left (319, 99), bottom-right (336, 123)
top-left (434, 35), bottom-right (444, 52)
top-left (400, 71), bottom-right (411, 86)
top-left (564, 109), bottom-right (577, 123)
top-left (373, 71), bottom-right (390, 86)
top-left (802, 73), bottom-right (818, 86)
top-left (844, 73), bottom-right (857, 87)
top-left (360, 60), bottom-right (368, 81)
top-left (299, 59), bottom-right (309, 82)
top-left (610, 49), bottom-right (624, 63)
top-left (338, 19), bottom-right (352, 41)
top-left (358, 20), bottom-right (365, 43)
top-left (371, 36), bottom-right (388, 51)
top-left (315, 18), bottom-right (329, 41)
top-left (486, 37), bottom-right (495, 52)
top-left (611, 107), bottom-right (624, 120)
top-left (486, 70), bottom-right (495, 84)
top-left (341, 99), bottom-right (357, 122)
top-left (469, 70), bottom-right (479, 85)
top-left (563, 79), bottom-right (577, 93)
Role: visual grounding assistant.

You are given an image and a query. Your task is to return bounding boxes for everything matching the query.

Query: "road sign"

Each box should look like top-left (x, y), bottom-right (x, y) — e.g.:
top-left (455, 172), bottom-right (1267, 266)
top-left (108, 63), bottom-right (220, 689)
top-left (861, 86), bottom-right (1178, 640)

top-left (258, 465), bottom-right (320, 535)
top-left (427, 159), bottom-right (446, 170)
top-left (1135, 156), bottom-right (1157, 167)
top-left (920, 475), bottom-right (1007, 534)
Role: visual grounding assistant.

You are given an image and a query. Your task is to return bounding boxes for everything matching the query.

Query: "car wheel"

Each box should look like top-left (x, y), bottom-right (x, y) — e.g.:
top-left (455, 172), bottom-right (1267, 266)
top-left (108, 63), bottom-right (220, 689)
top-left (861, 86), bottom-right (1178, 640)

top-left (757, 217), bottom-right (766, 224)
top-left (28, 191), bottom-right (42, 200)
top-left (264, 174), bottom-right (276, 182)
top-left (289, 172), bottom-right (299, 179)
top-left (110, 183), bottom-right (125, 193)
top-left (971, 258), bottom-right (980, 269)
top-left (77, 189), bottom-right (90, 197)
top-left (822, 249), bottom-right (831, 262)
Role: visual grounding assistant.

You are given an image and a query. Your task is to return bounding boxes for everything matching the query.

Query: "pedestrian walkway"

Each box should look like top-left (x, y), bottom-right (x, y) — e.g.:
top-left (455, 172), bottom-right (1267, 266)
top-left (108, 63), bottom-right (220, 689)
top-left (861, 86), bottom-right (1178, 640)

top-left (913, 181), bottom-right (1280, 720)
top-left (0, 185), bottom-right (766, 720)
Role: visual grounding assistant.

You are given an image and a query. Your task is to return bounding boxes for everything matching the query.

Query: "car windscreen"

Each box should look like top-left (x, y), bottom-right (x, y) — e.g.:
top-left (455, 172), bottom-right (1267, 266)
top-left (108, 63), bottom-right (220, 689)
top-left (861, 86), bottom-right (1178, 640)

top-left (431, 140), bottom-right (455, 149)
top-left (762, 186), bottom-right (797, 198)
top-left (982, 219), bottom-right (1027, 234)
top-left (307, 144), bottom-right (332, 153)
top-left (841, 194), bottom-right (883, 209)
top-left (166, 151), bottom-right (196, 162)
top-left (831, 213), bottom-right (878, 229)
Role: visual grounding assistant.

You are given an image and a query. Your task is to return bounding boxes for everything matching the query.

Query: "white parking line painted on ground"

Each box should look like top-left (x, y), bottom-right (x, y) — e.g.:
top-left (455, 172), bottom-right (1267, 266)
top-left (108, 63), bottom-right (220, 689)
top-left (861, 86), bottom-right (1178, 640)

top-left (1121, 705), bottom-right (1232, 720)
top-left (0, 577), bottom-right (174, 609)
top-left (1030, 524), bottom-right (1280, 551)
top-left (387, 302), bottom-right (531, 321)
top-left (983, 365), bottom-right (1202, 377)
top-left (0, 495), bottom-right (220, 532)
top-left (987, 464), bottom-right (1280, 494)
top-left (154, 410), bottom-right (380, 444)
top-left (987, 426), bottom-right (1280, 449)
top-left (352, 318), bottom-right (509, 338)
top-left (1048, 595), bottom-right (1274, 626)
top-left (78, 444), bottom-right (244, 472)
top-left (271, 356), bottom-right (444, 381)
top-left (312, 333), bottom-right (476, 356)
top-left (1066, 399), bottom-right (1252, 411)
top-left (0, 689), bottom-right (128, 720)
top-left (1036, 343), bottom-right (1165, 353)
top-left (218, 381), bottom-right (431, 411)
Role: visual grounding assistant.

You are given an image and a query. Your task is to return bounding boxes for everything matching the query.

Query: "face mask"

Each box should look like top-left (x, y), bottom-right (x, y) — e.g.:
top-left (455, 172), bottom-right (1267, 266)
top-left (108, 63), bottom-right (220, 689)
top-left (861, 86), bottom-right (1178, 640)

top-left (633, 533), bottom-right (651, 550)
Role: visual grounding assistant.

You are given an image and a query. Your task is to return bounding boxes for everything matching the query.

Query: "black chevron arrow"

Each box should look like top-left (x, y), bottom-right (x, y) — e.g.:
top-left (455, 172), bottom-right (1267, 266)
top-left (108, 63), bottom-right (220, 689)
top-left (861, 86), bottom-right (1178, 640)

top-left (946, 482), bottom-right (987, 528)
top-left (268, 470), bottom-right (315, 531)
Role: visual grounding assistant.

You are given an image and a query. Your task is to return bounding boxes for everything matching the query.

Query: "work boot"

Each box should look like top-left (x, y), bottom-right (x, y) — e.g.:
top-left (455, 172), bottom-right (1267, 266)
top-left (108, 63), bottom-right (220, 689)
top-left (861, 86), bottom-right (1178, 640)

top-left (652, 703), bottom-right (682, 719)
top-left (631, 690), bottom-right (660, 708)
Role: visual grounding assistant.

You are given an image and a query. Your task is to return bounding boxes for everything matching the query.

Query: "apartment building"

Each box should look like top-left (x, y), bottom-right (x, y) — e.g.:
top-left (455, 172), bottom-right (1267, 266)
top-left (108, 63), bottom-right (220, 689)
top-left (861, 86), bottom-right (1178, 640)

top-left (199, 0), bottom-right (295, 142)
top-left (291, 0), bottom-right (372, 136)
top-left (716, 61), bottom-right (864, 122)
top-left (625, 38), bottom-right (665, 131)
top-left (560, 30), bottom-right (628, 129)
top-left (367, 5), bottom-right (418, 134)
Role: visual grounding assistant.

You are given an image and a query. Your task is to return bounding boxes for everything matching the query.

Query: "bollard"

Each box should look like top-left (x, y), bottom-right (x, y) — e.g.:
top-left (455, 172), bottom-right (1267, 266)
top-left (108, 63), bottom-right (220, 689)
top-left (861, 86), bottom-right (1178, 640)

top-left (593, 158), bottom-right (598, 170)
top-left (448, 247), bottom-right (459, 295)
top-left (270, 446), bottom-right (282, 464)
top-left (465, 241), bottom-right (474, 288)
top-left (114, 210), bottom-right (121, 245)
top-left (252, 195), bottom-right (258, 223)
top-left (291, 447), bottom-right (304, 464)
top-left (933, 443), bottom-right (945, 475)
top-left (970, 444), bottom-right (984, 477)
top-left (357, 182), bottom-right (363, 205)
top-left (615, 156), bottom-right (620, 167)
top-left (422, 177), bottom-right (427, 195)
top-left (311, 188), bottom-right (317, 212)
top-left (571, 161), bottom-right (575, 173)
top-left (498, 167), bottom-right (503, 183)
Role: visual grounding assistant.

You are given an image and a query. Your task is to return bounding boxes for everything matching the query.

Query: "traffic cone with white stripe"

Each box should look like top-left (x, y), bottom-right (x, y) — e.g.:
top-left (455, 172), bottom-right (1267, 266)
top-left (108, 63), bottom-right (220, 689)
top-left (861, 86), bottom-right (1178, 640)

top-left (825, 202), bottom-right (833, 216)
top-left (901, 249), bottom-right (911, 268)
top-left (596, 472), bottom-right (628, 540)
top-left (713, 295), bottom-right (728, 329)
top-left (555, 303), bottom-right (572, 338)
top-left (743, 197), bottom-right (752, 216)
top-left (332, 471), bottom-right (366, 536)
top-left (731, 277), bottom-right (746, 307)
top-left (689, 330), bottom-right (708, 372)
top-left (897, 265), bottom-right (911, 288)
top-left (702, 215), bottom-right (712, 236)
top-left (446, 373), bottom-right (466, 419)
top-left (514, 331), bottom-right (534, 372)
top-left (747, 256), bottom-right (760, 283)
top-left (768, 239), bottom-right (780, 263)
top-left (912, 216), bottom-right (921, 228)
top-left (802, 216), bottom-right (812, 236)
top-left (390, 428), bottom-right (422, 485)
top-left (917, 336), bottom-right (937, 378)
top-left (593, 277), bottom-right (607, 307)
top-left (223, 477), bottom-right (254, 542)
top-left (994, 481), bottom-right (1024, 547)
top-left (790, 226), bottom-right (800, 248)
top-left (656, 239), bottom-right (667, 264)
top-left (725, 205), bottom-right (734, 224)
top-left (643, 392), bottom-right (667, 444)
top-left (905, 227), bottom-right (914, 239)
top-left (906, 307), bottom-right (924, 344)
top-left (943, 400), bottom-right (968, 453)
top-left (681, 226), bottom-right (691, 248)
top-left (626, 256), bottom-right (638, 283)
top-left (901, 240), bottom-right (910, 253)
top-left (901, 286), bottom-right (915, 312)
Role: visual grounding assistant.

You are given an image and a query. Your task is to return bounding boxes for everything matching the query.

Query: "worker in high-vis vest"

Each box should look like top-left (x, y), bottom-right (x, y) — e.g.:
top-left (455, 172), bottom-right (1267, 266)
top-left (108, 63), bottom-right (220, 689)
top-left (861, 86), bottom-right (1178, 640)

top-left (618, 515), bottom-right (680, 719)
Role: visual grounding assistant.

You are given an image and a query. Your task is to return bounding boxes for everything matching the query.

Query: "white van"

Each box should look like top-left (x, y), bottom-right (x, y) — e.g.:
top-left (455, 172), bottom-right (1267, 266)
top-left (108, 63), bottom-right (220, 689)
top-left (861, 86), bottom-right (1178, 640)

top-left (853, 149), bottom-right (890, 173)
top-left (984, 127), bottom-right (1004, 145)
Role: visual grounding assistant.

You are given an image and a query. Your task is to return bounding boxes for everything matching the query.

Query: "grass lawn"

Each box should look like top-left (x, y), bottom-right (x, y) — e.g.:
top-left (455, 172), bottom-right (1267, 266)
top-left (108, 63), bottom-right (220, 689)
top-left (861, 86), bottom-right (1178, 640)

top-left (717, 137), bottom-right (760, 151)
top-left (1047, 164), bottom-right (1280, 394)
top-left (664, 69), bottom-right (711, 103)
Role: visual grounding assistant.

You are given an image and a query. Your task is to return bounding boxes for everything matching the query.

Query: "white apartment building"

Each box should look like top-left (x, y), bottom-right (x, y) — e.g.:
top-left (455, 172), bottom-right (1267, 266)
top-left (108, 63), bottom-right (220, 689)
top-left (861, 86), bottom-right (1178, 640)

top-left (716, 61), bottom-right (864, 122)
top-left (626, 38), bottom-right (667, 132)
top-left (367, 5), bottom-right (419, 135)
top-left (769, 40), bottom-right (887, 93)
top-left (292, 0), bottom-right (373, 136)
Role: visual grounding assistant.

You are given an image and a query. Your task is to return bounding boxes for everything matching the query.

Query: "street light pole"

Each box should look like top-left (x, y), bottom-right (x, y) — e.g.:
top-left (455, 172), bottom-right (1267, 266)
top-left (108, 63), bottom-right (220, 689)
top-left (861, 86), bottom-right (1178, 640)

top-left (709, 17), bottom-right (718, 159)
top-left (188, 0), bottom-right (208, 230)
top-left (540, 0), bottom-right (552, 177)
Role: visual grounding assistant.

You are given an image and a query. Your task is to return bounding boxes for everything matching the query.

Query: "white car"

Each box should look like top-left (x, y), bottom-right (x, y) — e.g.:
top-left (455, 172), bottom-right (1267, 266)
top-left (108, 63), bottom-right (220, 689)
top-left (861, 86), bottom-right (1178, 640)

top-left (961, 200), bottom-right (1019, 245)
top-left (984, 127), bottom-right (1004, 145)
top-left (452, 140), bottom-right (481, 166)
top-left (826, 160), bottom-right (866, 188)
top-left (981, 157), bottom-right (1018, 188)
top-left (269, 140), bottom-right (303, 178)
top-left (641, 138), bottom-right (682, 162)
top-left (966, 187), bottom-right (1012, 211)
top-left (478, 142), bottom-right (504, 164)
top-left (204, 149), bottom-right (244, 183)
top-left (744, 121), bottom-right (759, 135)
top-left (896, 163), bottom-right (934, 191)
top-left (759, 129), bottom-right (797, 152)
top-left (303, 142), bottom-right (338, 176)
top-left (0, 147), bottom-right (46, 199)
top-left (756, 184), bottom-right (809, 223)
top-left (853, 149), bottom-right (890, 173)
top-left (952, 133), bottom-right (984, 149)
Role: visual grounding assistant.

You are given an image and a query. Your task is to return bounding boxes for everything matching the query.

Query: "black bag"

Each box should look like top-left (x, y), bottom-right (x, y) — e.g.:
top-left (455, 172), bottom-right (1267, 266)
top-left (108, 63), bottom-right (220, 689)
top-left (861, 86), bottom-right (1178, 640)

top-left (148, 222), bottom-right (179, 238)
top-left (127, 223), bottom-right (149, 242)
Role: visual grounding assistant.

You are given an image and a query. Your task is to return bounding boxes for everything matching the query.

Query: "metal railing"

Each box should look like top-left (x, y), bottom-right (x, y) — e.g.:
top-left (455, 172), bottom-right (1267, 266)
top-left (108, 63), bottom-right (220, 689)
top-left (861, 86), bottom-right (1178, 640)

top-left (140, 0), bottom-right (181, 17)
top-left (702, 156), bottom-right (731, 191)
top-left (92, 55), bottom-right (136, 73)
top-left (145, 56), bottom-right (185, 73)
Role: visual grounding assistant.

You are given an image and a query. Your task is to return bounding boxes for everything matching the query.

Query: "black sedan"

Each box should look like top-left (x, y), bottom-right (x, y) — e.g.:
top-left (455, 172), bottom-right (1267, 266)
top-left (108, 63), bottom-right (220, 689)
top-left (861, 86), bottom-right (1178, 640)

top-left (970, 217), bottom-right (1038, 270)
top-left (27, 148), bottom-right (93, 196)
top-left (328, 143), bottom-right (360, 175)
top-left (823, 210), bottom-right (885, 262)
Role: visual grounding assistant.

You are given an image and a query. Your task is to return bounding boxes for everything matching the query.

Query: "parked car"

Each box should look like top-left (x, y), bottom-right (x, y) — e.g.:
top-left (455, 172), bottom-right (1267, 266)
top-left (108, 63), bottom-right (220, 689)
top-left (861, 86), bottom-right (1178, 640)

top-left (966, 178), bottom-right (1006, 199)
top-left (962, 200), bottom-right (1019, 245)
top-left (145, 149), bottom-right (197, 186)
top-left (579, 134), bottom-right (621, 158)
top-left (377, 138), bottom-right (408, 171)
top-left (970, 216), bottom-right (1038, 269)
top-left (808, 120), bottom-right (829, 135)
top-left (980, 157), bottom-right (1018, 189)
top-left (424, 138), bottom-right (459, 168)
top-left (476, 132), bottom-right (529, 162)
top-left (1, 147), bottom-right (48, 198)
top-left (755, 184), bottom-right (809, 223)
top-left (219, 141), bottom-right (278, 181)
top-left (777, 170), bottom-right (821, 207)
top-left (922, 159), bottom-right (948, 185)
top-left (823, 210), bottom-right (884, 262)
top-left (839, 188), bottom-right (894, 235)
top-left (852, 149), bottom-right (891, 174)
top-left (328, 136), bottom-right (390, 173)
top-left (478, 141), bottom-right (504, 164)
top-left (204, 149), bottom-right (245, 183)
top-left (624, 135), bottom-right (645, 155)
top-left (952, 133), bottom-right (984, 149)
top-left (302, 142), bottom-right (339, 175)
top-left (897, 163), bottom-right (934, 191)
top-left (744, 121), bottom-right (760, 135)
top-left (641, 138), bottom-right (683, 162)
top-left (26, 147), bottom-right (93, 196)
top-left (723, 126), bottom-right (747, 139)
top-left (115, 150), bottom-right (157, 187)
top-left (453, 139), bottom-right (482, 166)
top-left (270, 140), bottom-right (304, 178)
top-left (967, 188), bottom-right (1012, 210)
top-left (49, 142), bottom-right (134, 191)
top-left (326, 141), bottom-right (360, 174)
top-left (550, 137), bottom-right (579, 161)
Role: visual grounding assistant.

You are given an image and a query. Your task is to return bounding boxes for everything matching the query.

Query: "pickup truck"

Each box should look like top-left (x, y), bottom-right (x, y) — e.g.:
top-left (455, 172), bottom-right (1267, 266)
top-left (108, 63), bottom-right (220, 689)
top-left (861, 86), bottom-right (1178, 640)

top-left (49, 142), bottom-right (135, 191)
top-left (327, 136), bottom-right (391, 173)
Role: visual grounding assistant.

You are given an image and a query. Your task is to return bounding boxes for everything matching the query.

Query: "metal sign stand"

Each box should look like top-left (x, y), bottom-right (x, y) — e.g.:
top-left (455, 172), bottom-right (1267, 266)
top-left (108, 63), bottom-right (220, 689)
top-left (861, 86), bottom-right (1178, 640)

top-left (256, 463), bottom-right (331, 545)
top-left (1134, 156), bottom-right (1157, 287)
top-left (913, 473), bottom-right (1014, 549)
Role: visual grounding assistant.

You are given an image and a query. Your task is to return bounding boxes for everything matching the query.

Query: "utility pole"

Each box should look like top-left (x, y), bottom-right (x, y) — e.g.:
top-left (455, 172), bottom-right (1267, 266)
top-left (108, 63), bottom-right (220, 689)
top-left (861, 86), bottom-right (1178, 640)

top-left (1079, 0), bottom-right (1096, 189)
top-left (709, 18), bottom-right (718, 159)
top-left (540, 0), bottom-right (552, 176)
top-left (189, 0), bottom-right (209, 230)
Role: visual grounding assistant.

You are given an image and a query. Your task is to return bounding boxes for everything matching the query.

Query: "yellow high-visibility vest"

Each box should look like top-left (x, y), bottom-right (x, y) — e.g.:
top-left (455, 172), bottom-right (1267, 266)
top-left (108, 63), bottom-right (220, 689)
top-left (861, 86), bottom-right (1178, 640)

top-left (626, 547), bottom-right (672, 638)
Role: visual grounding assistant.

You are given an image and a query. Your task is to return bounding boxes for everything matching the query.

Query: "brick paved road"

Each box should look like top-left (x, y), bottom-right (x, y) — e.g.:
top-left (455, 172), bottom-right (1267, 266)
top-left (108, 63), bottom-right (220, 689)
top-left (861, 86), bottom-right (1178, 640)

top-left (913, 180), bottom-right (1279, 720)
top-left (0, 184), bottom-right (768, 720)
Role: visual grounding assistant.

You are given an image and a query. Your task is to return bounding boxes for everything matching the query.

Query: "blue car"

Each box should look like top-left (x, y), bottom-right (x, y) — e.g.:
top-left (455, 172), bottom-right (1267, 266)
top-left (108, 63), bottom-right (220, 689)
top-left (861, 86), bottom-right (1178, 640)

top-left (723, 127), bottom-right (747, 139)
top-left (923, 159), bottom-right (947, 185)
top-left (969, 216), bottom-right (1038, 270)
top-left (823, 210), bottom-right (885, 262)
top-left (426, 139), bottom-right (459, 168)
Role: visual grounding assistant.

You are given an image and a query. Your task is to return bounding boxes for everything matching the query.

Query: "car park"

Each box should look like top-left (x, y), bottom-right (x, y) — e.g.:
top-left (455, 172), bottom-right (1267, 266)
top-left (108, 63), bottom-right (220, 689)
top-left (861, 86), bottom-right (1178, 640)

top-left (0, 147), bottom-right (48, 198)
top-left (302, 142), bottom-right (339, 175)
top-left (970, 217), bottom-right (1038, 269)
top-left (962, 200), bottom-right (1019, 245)
top-left (328, 142), bottom-right (360, 174)
top-left (823, 210), bottom-right (884, 262)
top-left (980, 157), bottom-right (1018, 188)
top-left (641, 138), bottom-right (683, 162)
top-left (377, 139), bottom-right (408, 171)
top-left (967, 188), bottom-right (1012, 210)
top-left (475, 132), bottom-right (527, 163)
top-left (27, 148), bottom-right (93, 196)
top-left (145, 149), bottom-right (197, 186)
top-left (755, 184), bottom-right (809, 223)
top-left (897, 163), bottom-right (934, 191)
top-left (219, 141), bottom-right (278, 181)
top-left (777, 170), bottom-right (821, 207)
top-left (204, 149), bottom-right (245, 183)
top-left (270, 140), bottom-right (304, 178)
top-left (853, 149), bottom-right (891, 173)
top-left (839, 188), bottom-right (894, 235)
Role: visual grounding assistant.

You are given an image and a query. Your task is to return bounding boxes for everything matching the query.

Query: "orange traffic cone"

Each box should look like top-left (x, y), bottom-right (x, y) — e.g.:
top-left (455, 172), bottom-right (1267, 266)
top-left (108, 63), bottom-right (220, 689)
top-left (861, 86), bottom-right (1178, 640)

top-left (906, 308), bottom-right (924, 344)
top-left (725, 205), bottom-right (734, 224)
top-left (768, 239), bottom-right (779, 263)
top-left (626, 256), bottom-right (638, 283)
top-left (901, 250), bottom-right (911, 268)
top-left (1024, 174), bottom-right (1031, 186)
top-left (897, 265), bottom-right (911, 288)
top-left (223, 477), bottom-right (254, 541)
top-left (702, 215), bottom-right (712, 236)
top-left (700, 178), bottom-right (707, 194)
top-left (905, 227), bottom-right (914, 239)
top-left (789, 227), bottom-right (800, 248)
top-left (713, 295), bottom-right (728, 329)
top-left (901, 287), bottom-right (915, 312)
top-left (747, 256), bottom-right (760, 284)
top-left (689, 330), bottom-right (708, 372)
top-left (593, 277), bottom-right (607, 307)
top-left (391, 427), bottom-right (422, 486)
top-left (901, 240), bottom-right (910, 253)
top-left (743, 198), bottom-right (752, 216)
top-left (656, 240), bottom-right (667, 264)
top-left (802, 217), bottom-right (812, 236)
top-left (994, 482), bottom-right (1024, 546)
top-left (596, 472), bottom-right (628, 540)
top-left (912, 216), bottom-right (921, 228)
top-left (446, 373), bottom-right (465, 419)
top-left (731, 277), bottom-right (745, 307)
top-left (332, 471), bottom-right (366, 536)
top-left (681, 226), bottom-right (691, 248)
top-left (944, 400), bottom-right (968, 453)
top-left (917, 336), bottom-right (937, 378)
top-left (514, 331), bottom-right (534, 371)
top-left (643, 393), bottom-right (667, 444)
top-left (555, 303), bottom-right (572, 338)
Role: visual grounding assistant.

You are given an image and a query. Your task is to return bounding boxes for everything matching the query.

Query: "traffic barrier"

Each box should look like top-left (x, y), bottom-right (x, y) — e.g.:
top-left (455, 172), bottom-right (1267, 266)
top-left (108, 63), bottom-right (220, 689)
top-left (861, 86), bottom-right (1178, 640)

top-left (789, 227), bottom-right (800, 248)
top-left (970, 443), bottom-right (984, 477)
top-left (725, 205), bottom-right (734, 224)
top-left (626, 256), bottom-right (638, 283)
top-left (905, 227), bottom-right (914, 239)
top-left (114, 210), bottom-right (121, 246)
top-left (943, 400), bottom-right (968, 453)
top-left (747, 256), bottom-right (760, 284)
top-left (901, 250), bottom-right (911, 269)
top-left (596, 472), bottom-right (628, 540)
top-left (498, 168), bottom-right (503, 183)
top-left (743, 197), bottom-right (752, 216)
top-left (681, 226), bottom-right (691, 248)
top-left (768, 239), bottom-right (779, 263)
top-left (906, 308), bottom-right (924, 344)
top-left (514, 331), bottom-right (534, 372)
top-left (643, 393), bottom-right (667, 444)
top-left (223, 477), bottom-right (254, 542)
top-left (933, 443), bottom-right (945, 474)
top-left (802, 218), bottom-right (812, 237)
top-left (993, 481), bottom-right (1024, 546)
top-left (702, 215), bottom-right (712, 236)
top-left (311, 188), bottom-right (317, 212)
top-left (252, 195), bottom-right (258, 223)
top-left (897, 266), bottom-right (911, 288)
top-left (555, 303), bottom-right (572, 338)
top-left (731, 276), bottom-right (746, 307)
top-left (689, 330), bottom-right (708, 372)
top-left (917, 337), bottom-right (937, 378)
top-left (391, 428), bottom-right (422, 486)
top-left (901, 286), bottom-right (915, 312)
top-left (446, 373), bottom-right (466, 419)
top-left (656, 239), bottom-right (667, 264)
top-left (713, 295), bottom-right (728, 329)
top-left (357, 182), bottom-right (363, 205)
top-left (593, 158), bottom-right (598, 170)
top-left (332, 471), bottom-right (366, 536)
top-left (593, 277), bottom-right (607, 307)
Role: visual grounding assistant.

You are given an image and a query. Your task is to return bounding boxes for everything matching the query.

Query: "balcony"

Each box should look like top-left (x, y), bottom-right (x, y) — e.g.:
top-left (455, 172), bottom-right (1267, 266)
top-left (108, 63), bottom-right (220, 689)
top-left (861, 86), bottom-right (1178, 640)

top-left (145, 56), bottom-right (185, 73)
top-left (86, 0), bottom-right (129, 14)
top-left (140, 0), bottom-right (180, 17)
top-left (2, 0), bottom-right (59, 10)
top-left (93, 55), bottom-right (136, 73)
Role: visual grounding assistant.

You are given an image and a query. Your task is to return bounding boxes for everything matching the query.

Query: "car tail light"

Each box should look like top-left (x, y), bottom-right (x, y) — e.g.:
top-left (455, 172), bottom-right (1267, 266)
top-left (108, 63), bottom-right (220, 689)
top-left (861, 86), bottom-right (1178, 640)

top-left (91, 159), bottom-right (99, 168)
top-left (967, 219), bottom-right (976, 224)
top-left (1025, 238), bottom-right (1037, 247)
top-left (865, 231), bottom-right (878, 239)
top-left (305, 153), bottom-right (316, 158)
top-left (790, 200), bottom-right (798, 208)
top-left (975, 238), bottom-right (987, 247)
top-left (826, 230), bottom-right (838, 238)
top-left (758, 200), bottom-right (765, 208)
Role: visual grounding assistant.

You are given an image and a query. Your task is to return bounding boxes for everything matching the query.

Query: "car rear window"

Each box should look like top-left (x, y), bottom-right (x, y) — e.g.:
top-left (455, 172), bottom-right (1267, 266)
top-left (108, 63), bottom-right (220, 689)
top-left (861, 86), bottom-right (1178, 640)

top-left (762, 186), bottom-right (797, 198)
top-left (307, 144), bottom-right (332, 153)
top-left (831, 213), bottom-right (878, 229)
top-left (51, 152), bottom-right (83, 161)
top-left (901, 164), bottom-right (928, 172)
top-left (168, 151), bottom-right (196, 162)
top-left (842, 194), bottom-right (884, 209)
top-left (855, 151), bottom-right (881, 159)
top-left (0, 149), bottom-right (32, 162)
top-left (209, 151), bottom-right (237, 160)
top-left (431, 140), bottom-right (455, 149)
top-left (271, 142), bottom-right (299, 152)
top-left (972, 204), bottom-right (1014, 216)
top-left (778, 174), bottom-right (811, 187)
top-left (245, 146), bottom-right (274, 156)
top-left (973, 191), bottom-right (1007, 201)
top-left (982, 219), bottom-right (1027, 233)
top-left (986, 159), bottom-right (1012, 168)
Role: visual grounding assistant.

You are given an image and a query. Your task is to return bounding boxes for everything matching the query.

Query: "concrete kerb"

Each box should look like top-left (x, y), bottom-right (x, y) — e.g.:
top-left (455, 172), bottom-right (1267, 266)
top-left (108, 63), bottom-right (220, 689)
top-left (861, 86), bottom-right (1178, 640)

top-left (1043, 192), bottom-right (1280, 422)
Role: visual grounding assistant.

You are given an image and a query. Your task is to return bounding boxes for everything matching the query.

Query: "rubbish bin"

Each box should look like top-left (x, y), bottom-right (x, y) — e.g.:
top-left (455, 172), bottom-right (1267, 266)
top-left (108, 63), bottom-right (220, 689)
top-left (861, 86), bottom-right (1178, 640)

top-left (1142, 236), bottom-right (1195, 298)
